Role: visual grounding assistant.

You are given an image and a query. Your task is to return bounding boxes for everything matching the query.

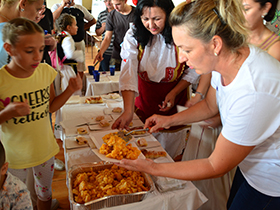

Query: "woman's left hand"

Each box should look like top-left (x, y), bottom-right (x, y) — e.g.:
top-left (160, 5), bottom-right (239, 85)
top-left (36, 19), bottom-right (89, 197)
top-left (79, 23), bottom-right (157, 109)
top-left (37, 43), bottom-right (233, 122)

top-left (159, 93), bottom-right (175, 112)
top-left (115, 158), bottom-right (155, 174)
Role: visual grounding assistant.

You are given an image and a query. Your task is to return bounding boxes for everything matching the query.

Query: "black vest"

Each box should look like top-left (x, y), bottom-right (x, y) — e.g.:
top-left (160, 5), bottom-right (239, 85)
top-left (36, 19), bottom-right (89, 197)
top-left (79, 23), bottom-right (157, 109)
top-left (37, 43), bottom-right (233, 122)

top-left (61, 7), bottom-right (84, 42)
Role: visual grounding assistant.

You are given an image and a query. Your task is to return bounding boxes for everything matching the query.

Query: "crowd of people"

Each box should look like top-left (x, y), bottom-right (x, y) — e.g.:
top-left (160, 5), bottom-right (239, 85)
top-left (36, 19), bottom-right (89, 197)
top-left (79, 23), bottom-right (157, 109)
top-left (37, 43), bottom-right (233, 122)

top-left (0, 0), bottom-right (279, 209)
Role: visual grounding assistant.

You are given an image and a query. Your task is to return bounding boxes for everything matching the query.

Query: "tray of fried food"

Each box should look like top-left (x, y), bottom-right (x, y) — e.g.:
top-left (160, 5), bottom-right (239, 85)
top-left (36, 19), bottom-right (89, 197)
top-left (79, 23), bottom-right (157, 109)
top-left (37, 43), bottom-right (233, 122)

top-left (68, 162), bottom-right (155, 208)
top-left (89, 131), bottom-right (145, 163)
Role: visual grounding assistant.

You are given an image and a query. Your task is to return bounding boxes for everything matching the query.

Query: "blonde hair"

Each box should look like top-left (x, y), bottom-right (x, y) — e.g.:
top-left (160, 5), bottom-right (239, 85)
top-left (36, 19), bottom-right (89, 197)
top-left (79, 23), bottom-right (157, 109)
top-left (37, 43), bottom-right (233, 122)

top-left (170, 0), bottom-right (248, 52)
top-left (2, 17), bottom-right (43, 46)
top-left (0, 0), bottom-right (39, 7)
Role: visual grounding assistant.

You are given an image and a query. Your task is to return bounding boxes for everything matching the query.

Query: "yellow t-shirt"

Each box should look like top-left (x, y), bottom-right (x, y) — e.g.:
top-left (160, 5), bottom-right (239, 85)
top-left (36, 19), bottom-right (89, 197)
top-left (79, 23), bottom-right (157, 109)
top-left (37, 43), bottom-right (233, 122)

top-left (0, 64), bottom-right (59, 169)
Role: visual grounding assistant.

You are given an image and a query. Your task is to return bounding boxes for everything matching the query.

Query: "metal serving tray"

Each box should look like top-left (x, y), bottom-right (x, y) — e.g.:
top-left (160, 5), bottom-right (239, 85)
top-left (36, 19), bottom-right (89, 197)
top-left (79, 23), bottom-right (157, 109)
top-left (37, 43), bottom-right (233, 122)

top-left (68, 162), bottom-right (155, 209)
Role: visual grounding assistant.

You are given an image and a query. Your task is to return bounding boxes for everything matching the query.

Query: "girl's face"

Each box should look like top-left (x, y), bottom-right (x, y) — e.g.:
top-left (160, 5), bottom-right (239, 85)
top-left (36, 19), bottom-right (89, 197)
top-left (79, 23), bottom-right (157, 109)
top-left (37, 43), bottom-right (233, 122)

top-left (172, 25), bottom-right (215, 75)
top-left (20, 0), bottom-right (44, 21)
top-left (242, 0), bottom-right (267, 30)
top-left (67, 19), bottom-right (78, 36)
top-left (141, 6), bottom-right (166, 35)
top-left (9, 32), bottom-right (44, 77)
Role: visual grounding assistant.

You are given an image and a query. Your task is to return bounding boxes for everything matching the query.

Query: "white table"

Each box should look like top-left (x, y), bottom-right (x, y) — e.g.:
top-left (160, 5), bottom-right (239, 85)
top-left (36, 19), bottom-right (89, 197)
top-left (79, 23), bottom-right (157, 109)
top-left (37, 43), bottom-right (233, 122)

top-left (85, 72), bottom-right (120, 96)
top-left (60, 96), bottom-right (207, 209)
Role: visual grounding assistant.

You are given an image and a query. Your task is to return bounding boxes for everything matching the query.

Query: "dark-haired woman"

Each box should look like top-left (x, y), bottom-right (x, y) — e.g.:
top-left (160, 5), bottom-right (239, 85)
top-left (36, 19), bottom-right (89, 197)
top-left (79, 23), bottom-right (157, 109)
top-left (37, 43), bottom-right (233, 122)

top-left (112, 0), bottom-right (201, 158)
top-left (243, 0), bottom-right (280, 61)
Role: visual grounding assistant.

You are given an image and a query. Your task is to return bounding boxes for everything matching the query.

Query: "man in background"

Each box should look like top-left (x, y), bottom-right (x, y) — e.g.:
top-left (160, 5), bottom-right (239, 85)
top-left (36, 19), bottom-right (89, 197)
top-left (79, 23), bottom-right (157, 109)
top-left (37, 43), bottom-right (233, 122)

top-left (95, 0), bottom-right (114, 72)
top-left (94, 0), bottom-right (135, 71)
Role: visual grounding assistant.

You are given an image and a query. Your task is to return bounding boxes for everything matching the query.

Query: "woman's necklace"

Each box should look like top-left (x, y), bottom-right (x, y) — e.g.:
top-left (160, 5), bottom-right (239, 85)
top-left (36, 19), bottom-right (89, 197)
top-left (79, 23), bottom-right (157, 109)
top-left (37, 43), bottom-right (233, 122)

top-left (0, 13), bottom-right (10, 22)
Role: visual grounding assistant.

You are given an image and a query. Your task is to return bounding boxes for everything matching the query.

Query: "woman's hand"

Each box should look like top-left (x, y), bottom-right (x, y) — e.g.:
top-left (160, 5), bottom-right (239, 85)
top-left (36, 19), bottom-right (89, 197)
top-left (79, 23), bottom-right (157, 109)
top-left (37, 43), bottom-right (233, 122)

top-left (111, 111), bottom-right (133, 130)
top-left (115, 158), bottom-right (155, 174)
top-left (144, 114), bottom-right (171, 133)
top-left (159, 92), bottom-right (175, 112)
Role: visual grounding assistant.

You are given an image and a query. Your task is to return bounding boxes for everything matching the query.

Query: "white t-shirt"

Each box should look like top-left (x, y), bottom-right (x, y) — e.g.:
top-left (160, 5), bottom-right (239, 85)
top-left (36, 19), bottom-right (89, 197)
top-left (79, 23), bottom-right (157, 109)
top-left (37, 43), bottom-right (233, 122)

top-left (211, 45), bottom-right (280, 196)
top-left (51, 3), bottom-right (94, 22)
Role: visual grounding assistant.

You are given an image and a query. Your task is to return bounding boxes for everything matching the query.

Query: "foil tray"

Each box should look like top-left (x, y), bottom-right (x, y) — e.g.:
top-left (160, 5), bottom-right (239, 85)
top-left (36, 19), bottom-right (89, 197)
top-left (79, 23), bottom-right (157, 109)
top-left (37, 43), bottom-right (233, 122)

top-left (68, 162), bottom-right (155, 209)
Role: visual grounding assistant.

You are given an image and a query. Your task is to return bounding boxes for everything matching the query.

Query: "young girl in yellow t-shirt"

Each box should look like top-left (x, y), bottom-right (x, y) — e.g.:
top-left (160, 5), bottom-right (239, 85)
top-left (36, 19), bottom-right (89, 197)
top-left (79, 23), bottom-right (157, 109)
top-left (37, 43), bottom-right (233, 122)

top-left (0, 18), bottom-right (82, 210)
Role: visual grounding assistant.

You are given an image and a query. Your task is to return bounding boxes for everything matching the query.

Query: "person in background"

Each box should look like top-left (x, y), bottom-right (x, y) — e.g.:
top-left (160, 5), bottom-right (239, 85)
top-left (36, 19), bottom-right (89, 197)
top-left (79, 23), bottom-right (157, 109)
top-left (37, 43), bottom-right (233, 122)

top-left (95, 0), bottom-right (114, 71)
top-left (56, 13), bottom-right (84, 65)
top-left (0, 141), bottom-right (33, 209)
top-left (38, 1), bottom-right (56, 65)
top-left (0, 0), bottom-right (45, 68)
top-left (94, 0), bottom-right (135, 71)
top-left (112, 0), bottom-right (200, 158)
top-left (51, 0), bottom-right (96, 81)
top-left (117, 0), bottom-right (280, 209)
top-left (0, 18), bottom-right (81, 210)
top-left (243, 0), bottom-right (280, 61)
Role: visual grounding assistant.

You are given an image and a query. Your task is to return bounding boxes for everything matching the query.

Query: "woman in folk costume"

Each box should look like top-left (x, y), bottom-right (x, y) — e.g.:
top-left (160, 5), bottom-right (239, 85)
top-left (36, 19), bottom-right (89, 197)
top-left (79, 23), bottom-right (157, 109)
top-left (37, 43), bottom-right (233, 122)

top-left (112, 0), bottom-right (202, 158)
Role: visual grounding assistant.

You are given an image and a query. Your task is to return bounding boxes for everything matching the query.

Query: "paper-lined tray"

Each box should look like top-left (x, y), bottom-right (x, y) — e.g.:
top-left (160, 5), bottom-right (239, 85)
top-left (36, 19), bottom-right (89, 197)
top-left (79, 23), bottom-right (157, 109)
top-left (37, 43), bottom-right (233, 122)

top-left (65, 136), bottom-right (90, 149)
top-left (64, 126), bottom-right (89, 136)
top-left (89, 130), bottom-right (145, 163)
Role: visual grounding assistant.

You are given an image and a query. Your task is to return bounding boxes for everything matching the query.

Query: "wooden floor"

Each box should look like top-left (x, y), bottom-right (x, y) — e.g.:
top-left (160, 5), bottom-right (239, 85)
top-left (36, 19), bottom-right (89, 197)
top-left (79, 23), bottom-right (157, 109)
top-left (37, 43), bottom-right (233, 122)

top-left (52, 44), bottom-right (97, 209)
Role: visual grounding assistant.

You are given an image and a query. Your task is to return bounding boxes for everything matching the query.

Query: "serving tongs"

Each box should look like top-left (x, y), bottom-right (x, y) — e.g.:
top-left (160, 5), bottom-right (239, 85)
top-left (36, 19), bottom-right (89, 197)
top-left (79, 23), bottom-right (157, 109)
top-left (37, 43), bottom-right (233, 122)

top-left (116, 128), bottom-right (149, 143)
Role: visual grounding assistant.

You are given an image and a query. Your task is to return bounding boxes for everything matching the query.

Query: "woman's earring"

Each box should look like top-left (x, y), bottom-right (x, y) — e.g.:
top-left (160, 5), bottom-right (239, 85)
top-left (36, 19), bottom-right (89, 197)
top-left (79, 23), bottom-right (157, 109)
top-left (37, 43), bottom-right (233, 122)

top-left (214, 52), bottom-right (218, 56)
top-left (21, 8), bottom-right (24, 12)
top-left (261, 13), bottom-right (267, 18)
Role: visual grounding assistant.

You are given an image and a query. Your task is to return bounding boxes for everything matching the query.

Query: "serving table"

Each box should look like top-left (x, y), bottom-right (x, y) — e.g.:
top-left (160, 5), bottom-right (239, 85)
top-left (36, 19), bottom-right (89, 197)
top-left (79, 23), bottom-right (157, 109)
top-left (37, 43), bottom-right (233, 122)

top-left (85, 72), bottom-right (120, 96)
top-left (60, 96), bottom-right (207, 209)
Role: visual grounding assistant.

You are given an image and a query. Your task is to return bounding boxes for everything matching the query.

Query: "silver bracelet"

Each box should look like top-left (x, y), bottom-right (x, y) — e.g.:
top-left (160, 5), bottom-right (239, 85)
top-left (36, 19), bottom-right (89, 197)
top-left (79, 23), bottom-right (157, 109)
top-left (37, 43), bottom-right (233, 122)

top-left (195, 91), bottom-right (205, 99)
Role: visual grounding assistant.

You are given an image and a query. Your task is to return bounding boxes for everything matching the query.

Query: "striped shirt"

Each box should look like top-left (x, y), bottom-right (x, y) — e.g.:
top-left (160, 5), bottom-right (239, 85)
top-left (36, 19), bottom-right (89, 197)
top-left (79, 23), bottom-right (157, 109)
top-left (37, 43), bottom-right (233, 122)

top-left (259, 31), bottom-right (280, 51)
top-left (96, 9), bottom-right (114, 55)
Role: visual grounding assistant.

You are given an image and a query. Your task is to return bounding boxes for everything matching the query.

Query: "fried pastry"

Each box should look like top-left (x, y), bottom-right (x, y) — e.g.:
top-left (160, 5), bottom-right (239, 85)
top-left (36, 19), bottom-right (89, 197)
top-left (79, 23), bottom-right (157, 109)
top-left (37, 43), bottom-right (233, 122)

top-left (112, 107), bottom-right (122, 113)
top-left (99, 119), bottom-right (110, 127)
top-left (136, 138), bottom-right (147, 147)
top-left (76, 136), bottom-right (88, 145)
top-left (95, 115), bottom-right (105, 121)
top-left (141, 149), bottom-right (166, 159)
top-left (77, 127), bottom-right (88, 135)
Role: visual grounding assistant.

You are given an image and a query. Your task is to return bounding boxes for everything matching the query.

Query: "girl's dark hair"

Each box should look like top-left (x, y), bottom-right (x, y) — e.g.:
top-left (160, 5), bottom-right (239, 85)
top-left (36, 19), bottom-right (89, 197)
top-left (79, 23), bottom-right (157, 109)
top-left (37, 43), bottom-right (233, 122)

top-left (133, 0), bottom-right (174, 47)
top-left (254, 0), bottom-right (278, 21)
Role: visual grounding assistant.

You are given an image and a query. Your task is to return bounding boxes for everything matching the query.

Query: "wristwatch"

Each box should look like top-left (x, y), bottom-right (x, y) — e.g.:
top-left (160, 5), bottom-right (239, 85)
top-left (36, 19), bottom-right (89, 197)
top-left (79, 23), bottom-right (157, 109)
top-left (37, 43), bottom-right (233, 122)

top-left (195, 91), bottom-right (205, 99)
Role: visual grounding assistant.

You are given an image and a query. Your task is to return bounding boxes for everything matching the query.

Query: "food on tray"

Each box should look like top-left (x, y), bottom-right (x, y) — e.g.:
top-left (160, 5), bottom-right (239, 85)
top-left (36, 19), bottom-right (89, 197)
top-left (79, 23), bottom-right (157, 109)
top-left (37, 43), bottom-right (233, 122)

top-left (136, 138), bottom-right (147, 147)
top-left (100, 132), bottom-right (141, 160)
top-left (76, 136), bottom-right (88, 145)
top-left (95, 115), bottom-right (105, 121)
top-left (108, 93), bottom-right (120, 99)
top-left (85, 96), bottom-right (103, 104)
top-left (72, 165), bottom-right (149, 204)
top-left (128, 126), bottom-right (147, 135)
top-left (112, 107), bottom-right (122, 113)
top-left (77, 127), bottom-right (88, 135)
top-left (129, 121), bottom-right (133, 127)
top-left (141, 149), bottom-right (167, 159)
top-left (99, 119), bottom-right (110, 127)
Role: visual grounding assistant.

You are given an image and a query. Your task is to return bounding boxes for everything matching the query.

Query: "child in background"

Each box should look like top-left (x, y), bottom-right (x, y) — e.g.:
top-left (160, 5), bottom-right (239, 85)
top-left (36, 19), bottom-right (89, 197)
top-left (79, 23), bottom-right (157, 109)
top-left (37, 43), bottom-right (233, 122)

top-left (55, 13), bottom-right (84, 66)
top-left (0, 141), bottom-right (33, 209)
top-left (0, 18), bottom-right (81, 210)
